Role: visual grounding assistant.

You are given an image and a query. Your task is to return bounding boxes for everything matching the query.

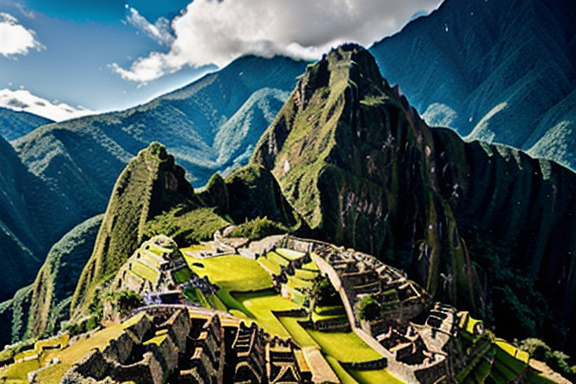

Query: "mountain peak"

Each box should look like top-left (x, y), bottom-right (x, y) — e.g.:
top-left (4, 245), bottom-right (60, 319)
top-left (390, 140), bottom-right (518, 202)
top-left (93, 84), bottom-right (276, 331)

top-left (71, 142), bottom-right (199, 314)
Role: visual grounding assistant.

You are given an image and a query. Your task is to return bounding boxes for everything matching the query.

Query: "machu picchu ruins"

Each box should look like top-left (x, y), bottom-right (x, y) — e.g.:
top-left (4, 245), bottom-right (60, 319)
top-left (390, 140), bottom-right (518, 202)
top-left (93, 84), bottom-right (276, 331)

top-left (0, 232), bottom-right (555, 384)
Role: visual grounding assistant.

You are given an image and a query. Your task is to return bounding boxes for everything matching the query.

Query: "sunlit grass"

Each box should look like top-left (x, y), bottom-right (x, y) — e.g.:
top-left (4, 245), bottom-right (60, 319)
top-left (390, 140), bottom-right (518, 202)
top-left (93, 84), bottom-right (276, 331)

top-left (187, 255), bottom-right (272, 292)
top-left (233, 290), bottom-right (299, 338)
top-left (306, 330), bottom-right (381, 362)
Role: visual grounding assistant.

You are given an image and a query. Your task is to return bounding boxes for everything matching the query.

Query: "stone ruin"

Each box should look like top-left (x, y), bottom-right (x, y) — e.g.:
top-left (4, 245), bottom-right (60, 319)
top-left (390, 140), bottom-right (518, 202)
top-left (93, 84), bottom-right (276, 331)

top-left (59, 305), bottom-right (324, 384)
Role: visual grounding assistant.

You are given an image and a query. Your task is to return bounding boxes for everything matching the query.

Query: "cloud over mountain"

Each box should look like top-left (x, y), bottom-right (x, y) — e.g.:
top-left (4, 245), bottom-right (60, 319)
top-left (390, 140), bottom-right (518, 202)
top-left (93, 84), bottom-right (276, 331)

top-left (0, 88), bottom-right (92, 121)
top-left (112, 0), bottom-right (440, 83)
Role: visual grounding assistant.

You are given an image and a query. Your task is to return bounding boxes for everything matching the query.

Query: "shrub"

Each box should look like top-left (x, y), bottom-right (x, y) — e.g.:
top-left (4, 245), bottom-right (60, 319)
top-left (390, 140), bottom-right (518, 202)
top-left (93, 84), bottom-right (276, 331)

top-left (358, 295), bottom-right (381, 321)
top-left (229, 217), bottom-right (287, 240)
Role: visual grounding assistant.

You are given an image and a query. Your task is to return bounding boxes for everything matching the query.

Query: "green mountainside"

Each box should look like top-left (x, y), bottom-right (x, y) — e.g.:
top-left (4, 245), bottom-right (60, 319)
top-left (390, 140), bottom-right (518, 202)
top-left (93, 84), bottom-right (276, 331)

top-left (253, 44), bottom-right (576, 355)
top-left (13, 56), bottom-right (305, 200)
top-left (70, 143), bottom-right (200, 314)
top-left (0, 136), bottom-right (51, 301)
top-left (0, 215), bottom-right (102, 347)
top-left (69, 143), bottom-right (303, 318)
top-left (2, 41), bottom-right (576, 381)
top-left (370, 0), bottom-right (576, 170)
top-left (0, 107), bottom-right (52, 141)
top-left (0, 56), bottom-right (305, 331)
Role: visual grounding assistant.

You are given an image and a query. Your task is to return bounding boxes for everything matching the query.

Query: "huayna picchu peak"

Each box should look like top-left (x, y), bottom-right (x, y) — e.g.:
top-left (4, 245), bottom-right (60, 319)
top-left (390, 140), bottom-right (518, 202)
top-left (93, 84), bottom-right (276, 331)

top-left (254, 44), bottom-right (576, 357)
top-left (2, 44), bottom-right (576, 383)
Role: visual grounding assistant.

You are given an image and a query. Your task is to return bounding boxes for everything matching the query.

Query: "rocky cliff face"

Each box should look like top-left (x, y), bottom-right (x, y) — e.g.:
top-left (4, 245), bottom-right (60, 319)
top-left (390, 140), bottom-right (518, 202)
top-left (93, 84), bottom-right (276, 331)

top-left (253, 44), bottom-right (576, 353)
top-left (253, 44), bottom-right (478, 312)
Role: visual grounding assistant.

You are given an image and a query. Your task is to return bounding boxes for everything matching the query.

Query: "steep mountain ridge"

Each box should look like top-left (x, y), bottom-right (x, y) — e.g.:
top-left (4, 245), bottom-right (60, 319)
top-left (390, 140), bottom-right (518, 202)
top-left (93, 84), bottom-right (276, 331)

top-left (0, 215), bottom-right (102, 347)
top-left (0, 136), bottom-right (57, 302)
top-left (0, 107), bottom-right (52, 141)
top-left (0, 56), bottom-right (305, 308)
top-left (370, 0), bottom-right (576, 169)
top-left (70, 142), bottom-right (304, 317)
top-left (253, 44), bottom-right (478, 311)
top-left (14, 56), bottom-right (306, 189)
top-left (70, 143), bottom-right (200, 313)
top-left (253, 44), bottom-right (576, 353)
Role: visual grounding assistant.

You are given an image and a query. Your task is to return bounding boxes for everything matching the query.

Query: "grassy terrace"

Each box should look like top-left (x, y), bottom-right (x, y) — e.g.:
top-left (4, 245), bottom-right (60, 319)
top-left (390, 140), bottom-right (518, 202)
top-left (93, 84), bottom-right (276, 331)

top-left (1, 325), bottom-right (125, 384)
top-left (265, 251), bottom-right (290, 267)
top-left (186, 254), bottom-right (272, 292)
top-left (179, 250), bottom-right (400, 384)
top-left (302, 260), bottom-right (320, 271)
top-left (130, 260), bottom-right (159, 283)
top-left (234, 291), bottom-right (300, 338)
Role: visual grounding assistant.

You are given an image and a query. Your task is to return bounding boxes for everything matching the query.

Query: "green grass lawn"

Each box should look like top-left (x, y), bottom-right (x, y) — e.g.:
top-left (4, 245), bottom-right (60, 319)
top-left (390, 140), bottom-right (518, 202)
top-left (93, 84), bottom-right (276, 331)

top-left (34, 324), bottom-right (127, 384)
top-left (326, 356), bottom-right (360, 384)
top-left (286, 275), bottom-right (314, 290)
top-left (183, 287), bottom-right (210, 308)
top-left (277, 316), bottom-right (319, 348)
top-left (216, 290), bottom-right (255, 318)
top-left (306, 330), bottom-right (382, 363)
top-left (257, 257), bottom-right (283, 275)
top-left (294, 268), bottom-right (318, 281)
top-left (181, 243), bottom-right (216, 255)
top-left (266, 251), bottom-right (290, 267)
top-left (0, 358), bottom-right (40, 382)
top-left (233, 291), bottom-right (300, 338)
top-left (130, 261), bottom-right (159, 283)
top-left (207, 294), bottom-right (228, 312)
top-left (187, 255), bottom-right (273, 291)
top-left (349, 368), bottom-right (405, 384)
top-left (302, 260), bottom-right (320, 271)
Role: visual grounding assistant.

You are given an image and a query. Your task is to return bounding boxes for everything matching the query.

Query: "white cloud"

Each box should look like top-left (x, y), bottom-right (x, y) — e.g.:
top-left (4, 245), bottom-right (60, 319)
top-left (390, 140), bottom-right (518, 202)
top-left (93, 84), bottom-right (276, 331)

top-left (112, 0), bottom-right (441, 84)
top-left (0, 13), bottom-right (44, 58)
top-left (0, 89), bottom-right (94, 122)
top-left (125, 6), bottom-right (174, 46)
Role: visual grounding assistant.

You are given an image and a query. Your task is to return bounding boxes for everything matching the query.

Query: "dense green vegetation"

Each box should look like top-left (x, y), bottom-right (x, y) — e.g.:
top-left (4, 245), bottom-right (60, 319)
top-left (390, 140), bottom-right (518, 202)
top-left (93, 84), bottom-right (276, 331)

top-left (70, 143), bottom-right (199, 315)
top-left (145, 206), bottom-right (230, 245)
top-left (0, 107), bottom-right (52, 141)
top-left (15, 215), bottom-right (103, 345)
top-left (521, 338), bottom-right (576, 382)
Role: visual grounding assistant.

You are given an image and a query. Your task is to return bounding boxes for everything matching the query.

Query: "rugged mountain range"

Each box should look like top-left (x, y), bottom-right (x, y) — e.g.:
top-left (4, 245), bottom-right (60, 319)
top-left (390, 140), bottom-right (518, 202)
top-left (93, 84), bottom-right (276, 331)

top-left (370, 0), bottom-right (576, 169)
top-left (0, 55), bottom-right (305, 304)
top-left (7, 44), bottom-right (573, 358)
top-left (0, 107), bottom-right (52, 141)
top-left (3, 0), bottom-right (574, 306)
top-left (1, 0), bottom-right (576, 367)
top-left (252, 45), bottom-right (576, 354)
top-left (69, 144), bottom-right (303, 318)
top-left (13, 55), bottom-right (306, 194)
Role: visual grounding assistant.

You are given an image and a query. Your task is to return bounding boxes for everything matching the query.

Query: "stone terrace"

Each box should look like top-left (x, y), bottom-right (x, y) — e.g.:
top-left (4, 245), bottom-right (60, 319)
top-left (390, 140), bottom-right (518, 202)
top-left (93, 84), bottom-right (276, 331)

top-left (59, 305), bottom-right (320, 384)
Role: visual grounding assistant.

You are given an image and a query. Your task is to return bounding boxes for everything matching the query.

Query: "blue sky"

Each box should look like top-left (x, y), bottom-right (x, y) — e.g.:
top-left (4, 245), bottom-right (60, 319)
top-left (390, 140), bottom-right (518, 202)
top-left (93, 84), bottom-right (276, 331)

top-left (0, 0), bottom-right (441, 119)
